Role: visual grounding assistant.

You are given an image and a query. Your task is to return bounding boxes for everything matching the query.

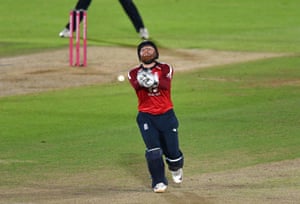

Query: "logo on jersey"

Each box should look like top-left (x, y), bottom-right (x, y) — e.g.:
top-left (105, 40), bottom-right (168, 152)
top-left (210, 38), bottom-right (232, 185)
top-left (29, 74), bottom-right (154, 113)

top-left (148, 86), bottom-right (161, 96)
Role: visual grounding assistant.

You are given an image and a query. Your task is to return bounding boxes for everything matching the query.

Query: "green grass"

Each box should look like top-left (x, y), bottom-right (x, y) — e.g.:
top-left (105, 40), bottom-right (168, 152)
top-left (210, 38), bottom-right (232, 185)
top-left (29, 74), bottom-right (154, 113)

top-left (1, 0), bottom-right (300, 56)
top-left (174, 56), bottom-right (300, 173)
top-left (1, 0), bottom-right (300, 194)
top-left (0, 85), bottom-right (141, 186)
top-left (1, 56), bottom-right (299, 186)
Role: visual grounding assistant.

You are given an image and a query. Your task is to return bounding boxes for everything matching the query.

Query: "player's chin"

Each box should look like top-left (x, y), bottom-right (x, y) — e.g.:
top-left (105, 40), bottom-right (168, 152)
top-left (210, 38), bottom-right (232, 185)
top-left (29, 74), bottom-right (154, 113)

top-left (141, 57), bottom-right (155, 64)
top-left (142, 60), bottom-right (154, 64)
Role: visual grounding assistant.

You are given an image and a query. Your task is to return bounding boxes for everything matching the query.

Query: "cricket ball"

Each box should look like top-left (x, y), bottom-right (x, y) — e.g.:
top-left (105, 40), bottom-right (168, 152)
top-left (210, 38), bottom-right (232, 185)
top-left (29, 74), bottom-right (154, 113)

top-left (117, 75), bottom-right (125, 82)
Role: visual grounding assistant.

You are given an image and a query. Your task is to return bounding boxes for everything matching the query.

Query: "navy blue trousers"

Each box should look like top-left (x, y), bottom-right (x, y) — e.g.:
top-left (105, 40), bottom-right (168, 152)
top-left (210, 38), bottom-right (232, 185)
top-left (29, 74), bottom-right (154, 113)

top-left (137, 109), bottom-right (184, 187)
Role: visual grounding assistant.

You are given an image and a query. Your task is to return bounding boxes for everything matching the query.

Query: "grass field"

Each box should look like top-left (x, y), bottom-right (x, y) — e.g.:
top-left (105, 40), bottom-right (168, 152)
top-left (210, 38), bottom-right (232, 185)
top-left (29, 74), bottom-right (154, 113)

top-left (1, 0), bottom-right (300, 56)
top-left (1, 0), bottom-right (300, 203)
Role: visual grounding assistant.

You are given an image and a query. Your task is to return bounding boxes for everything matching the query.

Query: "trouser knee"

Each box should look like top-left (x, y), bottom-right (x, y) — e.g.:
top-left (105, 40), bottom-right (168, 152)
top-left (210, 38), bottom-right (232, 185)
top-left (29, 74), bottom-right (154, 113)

top-left (145, 148), bottom-right (163, 161)
top-left (166, 151), bottom-right (184, 171)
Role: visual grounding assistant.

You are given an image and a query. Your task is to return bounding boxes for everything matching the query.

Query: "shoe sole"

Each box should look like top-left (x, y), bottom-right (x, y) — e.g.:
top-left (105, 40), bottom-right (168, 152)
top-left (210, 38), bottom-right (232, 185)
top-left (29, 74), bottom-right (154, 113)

top-left (153, 188), bottom-right (167, 193)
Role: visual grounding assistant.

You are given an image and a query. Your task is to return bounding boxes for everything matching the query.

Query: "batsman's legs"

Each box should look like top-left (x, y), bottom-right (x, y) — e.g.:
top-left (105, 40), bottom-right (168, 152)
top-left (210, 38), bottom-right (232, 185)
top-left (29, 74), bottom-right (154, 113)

top-left (137, 112), bottom-right (168, 189)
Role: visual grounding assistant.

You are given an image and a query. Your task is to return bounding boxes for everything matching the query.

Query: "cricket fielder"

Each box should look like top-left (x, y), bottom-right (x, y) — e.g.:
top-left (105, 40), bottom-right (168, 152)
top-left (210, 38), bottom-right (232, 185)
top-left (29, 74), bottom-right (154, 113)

top-left (128, 41), bottom-right (184, 193)
top-left (59, 0), bottom-right (149, 39)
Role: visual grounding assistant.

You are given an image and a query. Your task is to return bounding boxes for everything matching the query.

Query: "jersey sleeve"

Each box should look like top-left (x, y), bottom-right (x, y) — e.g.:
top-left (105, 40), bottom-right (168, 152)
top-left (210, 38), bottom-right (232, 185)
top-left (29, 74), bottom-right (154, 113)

top-left (128, 68), bottom-right (140, 90)
top-left (157, 63), bottom-right (173, 90)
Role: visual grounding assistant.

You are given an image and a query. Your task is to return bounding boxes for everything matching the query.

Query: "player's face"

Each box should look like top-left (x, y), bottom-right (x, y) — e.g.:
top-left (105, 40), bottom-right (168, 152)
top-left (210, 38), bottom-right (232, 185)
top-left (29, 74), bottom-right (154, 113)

top-left (140, 46), bottom-right (156, 57)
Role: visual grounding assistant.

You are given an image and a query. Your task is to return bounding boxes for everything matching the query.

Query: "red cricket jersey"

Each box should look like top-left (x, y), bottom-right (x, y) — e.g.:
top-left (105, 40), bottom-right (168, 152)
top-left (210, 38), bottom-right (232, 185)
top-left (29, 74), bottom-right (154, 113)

top-left (128, 62), bottom-right (174, 115)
